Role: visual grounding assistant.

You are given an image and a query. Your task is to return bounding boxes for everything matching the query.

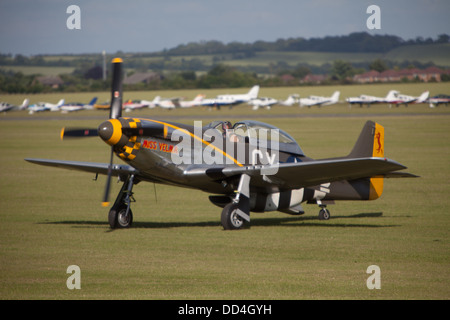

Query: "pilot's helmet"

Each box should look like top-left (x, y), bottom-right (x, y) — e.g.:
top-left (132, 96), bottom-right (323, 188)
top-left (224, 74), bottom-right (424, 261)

top-left (222, 121), bottom-right (232, 131)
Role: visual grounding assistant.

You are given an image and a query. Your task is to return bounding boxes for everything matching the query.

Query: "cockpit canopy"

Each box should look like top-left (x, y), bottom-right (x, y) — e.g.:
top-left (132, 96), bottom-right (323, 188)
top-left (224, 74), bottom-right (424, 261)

top-left (205, 120), bottom-right (304, 156)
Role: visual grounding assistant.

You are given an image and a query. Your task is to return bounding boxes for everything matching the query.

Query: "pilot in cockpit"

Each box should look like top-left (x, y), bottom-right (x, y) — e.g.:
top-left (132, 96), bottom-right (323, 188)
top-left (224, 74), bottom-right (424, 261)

top-left (221, 121), bottom-right (239, 142)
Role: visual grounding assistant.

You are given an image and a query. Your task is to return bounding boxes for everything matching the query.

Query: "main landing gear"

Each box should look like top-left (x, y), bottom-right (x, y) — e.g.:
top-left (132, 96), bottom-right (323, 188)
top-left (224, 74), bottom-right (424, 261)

top-left (221, 174), bottom-right (251, 230)
top-left (108, 174), bottom-right (135, 228)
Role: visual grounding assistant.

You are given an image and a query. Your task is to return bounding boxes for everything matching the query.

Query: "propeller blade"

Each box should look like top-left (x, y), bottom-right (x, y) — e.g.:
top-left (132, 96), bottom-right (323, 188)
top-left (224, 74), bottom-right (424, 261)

top-left (109, 58), bottom-right (123, 120)
top-left (102, 146), bottom-right (114, 207)
top-left (102, 57), bottom-right (125, 207)
top-left (60, 127), bottom-right (98, 140)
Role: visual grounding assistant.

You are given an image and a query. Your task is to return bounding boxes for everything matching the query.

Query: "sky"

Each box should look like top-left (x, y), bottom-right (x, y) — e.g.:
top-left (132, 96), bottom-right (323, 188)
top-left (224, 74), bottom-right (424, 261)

top-left (1, 0), bottom-right (449, 56)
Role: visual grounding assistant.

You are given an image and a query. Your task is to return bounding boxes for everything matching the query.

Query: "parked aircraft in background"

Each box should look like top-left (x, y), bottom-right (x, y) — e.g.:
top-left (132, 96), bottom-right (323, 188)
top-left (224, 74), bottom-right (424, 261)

top-left (175, 94), bottom-right (205, 108)
top-left (139, 96), bottom-right (160, 109)
top-left (123, 99), bottom-right (150, 112)
top-left (201, 85), bottom-right (260, 109)
top-left (385, 90), bottom-right (429, 107)
top-left (278, 94), bottom-right (300, 106)
top-left (249, 97), bottom-right (278, 110)
top-left (346, 93), bottom-right (388, 107)
top-left (28, 99), bottom-right (65, 114)
top-left (61, 97), bottom-right (98, 113)
top-left (0, 98), bottom-right (29, 112)
top-left (427, 94), bottom-right (450, 108)
top-left (299, 91), bottom-right (340, 107)
top-left (155, 95), bottom-right (204, 109)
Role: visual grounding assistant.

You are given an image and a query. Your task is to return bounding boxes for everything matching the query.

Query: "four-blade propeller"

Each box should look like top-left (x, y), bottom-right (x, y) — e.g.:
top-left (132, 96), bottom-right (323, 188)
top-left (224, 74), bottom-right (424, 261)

top-left (60, 57), bottom-right (124, 207)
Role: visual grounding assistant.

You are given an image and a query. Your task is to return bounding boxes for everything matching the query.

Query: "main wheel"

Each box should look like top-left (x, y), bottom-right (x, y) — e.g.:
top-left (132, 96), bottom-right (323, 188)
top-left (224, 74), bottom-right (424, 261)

top-left (318, 208), bottom-right (330, 220)
top-left (221, 203), bottom-right (246, 230)
top-left (109, 205), bottom-right (133, 228)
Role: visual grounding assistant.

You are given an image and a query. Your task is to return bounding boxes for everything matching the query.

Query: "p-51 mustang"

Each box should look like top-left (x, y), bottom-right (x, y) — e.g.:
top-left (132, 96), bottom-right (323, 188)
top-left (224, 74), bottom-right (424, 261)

top-left (25, 58), bottom-right (417, 230)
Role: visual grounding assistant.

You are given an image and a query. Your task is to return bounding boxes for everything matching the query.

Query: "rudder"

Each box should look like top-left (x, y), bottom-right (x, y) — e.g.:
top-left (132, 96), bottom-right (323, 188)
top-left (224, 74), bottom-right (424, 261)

top-left (348, 120), bottom-right (384, 158)
top-left (347, 121), bottom-right (385, 200)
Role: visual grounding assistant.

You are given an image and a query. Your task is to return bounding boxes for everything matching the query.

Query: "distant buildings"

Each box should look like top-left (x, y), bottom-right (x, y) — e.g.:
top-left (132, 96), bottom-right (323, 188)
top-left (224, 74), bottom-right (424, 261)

top-left (35, 75), bottom-right (63, 89)
top-left (352, 67), bottom-right (450, 83)
top-left (123, 72), bottom-right (161, 85)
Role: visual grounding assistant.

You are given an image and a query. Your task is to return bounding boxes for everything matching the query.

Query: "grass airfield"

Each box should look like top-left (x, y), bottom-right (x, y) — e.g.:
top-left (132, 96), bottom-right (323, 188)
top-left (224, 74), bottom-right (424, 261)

top-left (0, 83), bottom-right (449, 300)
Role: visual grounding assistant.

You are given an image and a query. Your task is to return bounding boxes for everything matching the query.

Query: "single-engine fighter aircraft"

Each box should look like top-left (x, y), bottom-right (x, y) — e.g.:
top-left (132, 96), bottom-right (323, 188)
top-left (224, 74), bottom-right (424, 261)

top-left (25, 58), bottom-right (417, 230)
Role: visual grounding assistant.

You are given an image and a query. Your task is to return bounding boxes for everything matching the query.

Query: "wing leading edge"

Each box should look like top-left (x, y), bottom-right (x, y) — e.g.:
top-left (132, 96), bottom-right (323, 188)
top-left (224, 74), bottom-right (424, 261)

top-left (25, 158), bottom-right (137, 177)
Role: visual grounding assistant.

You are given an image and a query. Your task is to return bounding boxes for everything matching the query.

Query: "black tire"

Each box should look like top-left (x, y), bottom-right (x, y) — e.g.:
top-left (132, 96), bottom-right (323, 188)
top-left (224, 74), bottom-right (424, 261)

top-left (109, 205), bottom-right (133, 228)
top-left (221, 203), bottom-right (246, 230)
top-left (318, 208), bottom-right (330, 220)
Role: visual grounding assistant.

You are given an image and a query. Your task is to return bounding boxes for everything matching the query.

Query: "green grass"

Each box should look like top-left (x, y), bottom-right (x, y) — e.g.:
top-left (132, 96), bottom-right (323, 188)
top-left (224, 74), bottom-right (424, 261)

top-left (0, 86), bottom-right (449, 299)
top-left (384, 43), bottom-right (450, 66)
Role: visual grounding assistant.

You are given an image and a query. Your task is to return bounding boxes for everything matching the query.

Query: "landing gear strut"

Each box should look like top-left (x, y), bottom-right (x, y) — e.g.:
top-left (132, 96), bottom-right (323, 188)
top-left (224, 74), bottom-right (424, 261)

top-left (109, 174), bottom-right (135, 228)
top-left (221, 174), bottom-right (251, 230)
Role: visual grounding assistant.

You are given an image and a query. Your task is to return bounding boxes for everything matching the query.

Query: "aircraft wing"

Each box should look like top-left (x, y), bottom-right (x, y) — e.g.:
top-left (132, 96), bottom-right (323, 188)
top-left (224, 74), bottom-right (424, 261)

top-left (186, 157), bottom-right (414, 189)
top-left (25, 158), bottom-right (138, 177)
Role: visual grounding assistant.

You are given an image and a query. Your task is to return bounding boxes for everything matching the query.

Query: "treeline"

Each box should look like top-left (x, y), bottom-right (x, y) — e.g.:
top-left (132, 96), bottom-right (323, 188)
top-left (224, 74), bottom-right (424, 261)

top-left (154, 32), bottom-right (450, 56)
top-left (2, 32), bottom-right (449, 67)
top-left (1, 32), bottom-right (449, 93)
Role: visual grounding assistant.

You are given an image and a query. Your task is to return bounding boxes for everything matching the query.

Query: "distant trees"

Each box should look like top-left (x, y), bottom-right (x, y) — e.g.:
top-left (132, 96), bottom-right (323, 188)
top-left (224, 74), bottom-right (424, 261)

top-left (369, 59), bottom-right (388, 72)
top-left (330, 60), bottom-right (355, 82)
top-left (1, 32), bottom-right (449, 93)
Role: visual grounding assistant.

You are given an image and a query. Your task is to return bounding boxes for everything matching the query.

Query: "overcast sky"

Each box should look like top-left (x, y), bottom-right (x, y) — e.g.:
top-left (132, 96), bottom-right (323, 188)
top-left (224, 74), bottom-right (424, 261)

top-left (1, 0), bottom-right (449, 55)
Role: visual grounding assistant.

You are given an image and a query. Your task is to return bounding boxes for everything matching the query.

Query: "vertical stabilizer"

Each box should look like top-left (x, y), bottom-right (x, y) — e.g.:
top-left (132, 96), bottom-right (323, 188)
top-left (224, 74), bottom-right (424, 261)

top-left (348, 121), bottom-right (384, 158)
top-left (347, 121), bottom-right (385, 200)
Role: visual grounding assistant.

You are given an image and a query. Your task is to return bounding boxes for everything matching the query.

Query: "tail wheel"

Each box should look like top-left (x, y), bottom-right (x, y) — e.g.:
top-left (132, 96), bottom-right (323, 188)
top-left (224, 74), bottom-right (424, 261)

top-left (318, 208), bottom-right (330, 220)
top-left (221, 203), bottom-right (245, 230)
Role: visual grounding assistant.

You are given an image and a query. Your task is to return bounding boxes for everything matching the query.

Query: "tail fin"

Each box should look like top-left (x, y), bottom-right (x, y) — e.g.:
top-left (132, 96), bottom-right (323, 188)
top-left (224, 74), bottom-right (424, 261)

top-left (20, 98), bottom-right (29, 110)
top-left (248, 85), bottom-right (260, 99)
top-left (193, 94), bottom-right (205, 102)
top-left (330, 91), bottom-right (340, 102)
top-left (417, 91), bottom-right (429, 103)
top-left (88, 97), bottom-right (98, 105)
top-left (385, 90), bottom-right (398, 101)
top-left (347, 121), bottom-right (385, 200)
top-left (348, 121), bottom-right (384, 158)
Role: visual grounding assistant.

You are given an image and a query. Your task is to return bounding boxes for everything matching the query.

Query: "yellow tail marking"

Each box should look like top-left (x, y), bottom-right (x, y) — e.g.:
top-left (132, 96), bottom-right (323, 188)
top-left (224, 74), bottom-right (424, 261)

top-left (369, 175), bottom-right (384, 200)
top-left (372, 123), bottom-right (384, 158)
top-left (370, 123), bottom-right (385, 200)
